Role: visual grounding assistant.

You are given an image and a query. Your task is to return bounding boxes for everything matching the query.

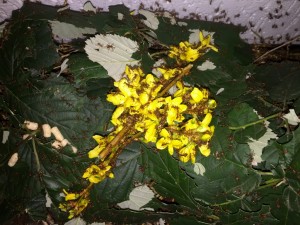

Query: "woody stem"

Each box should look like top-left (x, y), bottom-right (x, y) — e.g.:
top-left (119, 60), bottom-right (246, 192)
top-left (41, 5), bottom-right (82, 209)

top-left (158, 64), bottom-right (193, 97)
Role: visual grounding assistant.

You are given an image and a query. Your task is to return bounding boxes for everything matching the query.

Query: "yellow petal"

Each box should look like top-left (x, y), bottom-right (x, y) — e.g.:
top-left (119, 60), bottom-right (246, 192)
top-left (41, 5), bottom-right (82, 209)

top-left (208, 99), bottom-right (217, 109)
top-left (199, 144), bottom-right (211, 157)
top-left (191, 87), bottom-right (203, 103)
top-left (160, 128), bottom-right (170, 138)
top-left (139, 92), bottom-right (149, 105)
top-left (201, 133), bottom-right (212, 141)
top-left (88, 145), bottom-right (103, 158)
top-left (156, 137), bottom-right (168, 150)
top-left (202, 113), bottom-right (212, 127)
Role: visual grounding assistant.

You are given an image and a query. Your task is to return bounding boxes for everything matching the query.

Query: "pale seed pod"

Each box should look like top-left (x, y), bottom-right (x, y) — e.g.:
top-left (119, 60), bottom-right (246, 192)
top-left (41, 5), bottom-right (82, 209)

top-left (8, 153), bottom-right (18, 167)
top-left (61, 139), bottom-right (69, 147)
top-left (24, 120), bottom-right (38, 130)
top-left (51, 140), bottom-right (62, 149)
top-left (22, 134), bottom-right (32, 140)
top-left (42, 124), bottom-right (52, 138)
top-left (51, 127), bottom-right (64, 141)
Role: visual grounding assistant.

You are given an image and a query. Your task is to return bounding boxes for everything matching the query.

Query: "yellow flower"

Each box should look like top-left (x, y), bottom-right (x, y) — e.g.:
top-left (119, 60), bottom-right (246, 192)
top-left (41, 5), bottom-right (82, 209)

top-left (139, 92), bottom-right (149, 105)
top-left (107, 93), bottom-right (125, 105)
top-left (111, 106), bottom-right (125, 126)
top-left (144, 122), bottom-right (158, 143)
top-left (190, 87), bottom-right (204, 103)
top-left (88, 135), bottom-right (106, 158)
top-left (63, 189), bottom-right (79, 201)
top-left (156, 129), bottom-right (183, 155)
top-left (199, 144), bottom-right (211, 157)
top-left (82, 164), bottom-right (114, 184)
top-left (197, 113), bottom-right (212, 132)
top-left (208, 99), bottom-right (217, 109)
top-left (158, 67), bottom-right (181, 80)
top-left (174, 81), bottom-right (191, 97)
top-left (199, 32), bottom-right (218, 52)
top-left (165, 96), bottom-right (187, 125)
top-left (184, 118), bottom-right (200, 131)
top-left (178, 143), bottom-right (197, 163)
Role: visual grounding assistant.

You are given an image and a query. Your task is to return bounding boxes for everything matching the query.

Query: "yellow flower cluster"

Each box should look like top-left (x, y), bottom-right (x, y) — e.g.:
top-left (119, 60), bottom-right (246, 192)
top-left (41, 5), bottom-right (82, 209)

top-left (59, 189), bottom-right (90, 219)
top-left (59, 31), bottom-right (218, 219)
top-left (169, 32), bottom-right (218, 63)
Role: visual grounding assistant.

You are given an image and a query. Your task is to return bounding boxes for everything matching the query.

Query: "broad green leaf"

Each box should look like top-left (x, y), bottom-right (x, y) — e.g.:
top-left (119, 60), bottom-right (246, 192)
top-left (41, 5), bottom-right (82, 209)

top-left (26, 193), bottom-right (47, 221)
top-left (254, 62), bottom-right (300, 103)
top-left (90, 142), bottom-right (143, 204)
top-left (140, 148), bottom-right (198, 209)
top-left (191, 127), bottom-right (261, 212)
top-left (228, 103), bottom-right (266, 143)
top-left (218, 205), bottom-right (278, 225)
top-left (68, 53), bottom-right (109, 84)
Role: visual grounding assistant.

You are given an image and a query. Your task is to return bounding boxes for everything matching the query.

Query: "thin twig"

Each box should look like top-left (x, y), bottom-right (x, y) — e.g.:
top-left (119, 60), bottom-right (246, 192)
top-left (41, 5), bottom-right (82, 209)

top-left (253, 35), bottom-right (300, 63)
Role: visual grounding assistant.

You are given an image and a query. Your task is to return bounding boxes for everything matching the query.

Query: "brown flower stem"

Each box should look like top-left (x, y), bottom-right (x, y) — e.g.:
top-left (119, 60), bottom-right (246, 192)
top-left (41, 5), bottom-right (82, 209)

top-left (158, 64), bottom-right (193, 97)
top-left (99, 123), bottom-right (133, 160)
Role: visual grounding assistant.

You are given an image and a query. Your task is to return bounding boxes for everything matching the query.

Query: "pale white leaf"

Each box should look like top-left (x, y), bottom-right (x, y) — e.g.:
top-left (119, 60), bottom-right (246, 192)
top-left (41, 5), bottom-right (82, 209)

top-left (177, 21), bottom-right (187, 26)
top-left (216, 88), bottom-right (225, 95)
top-left (197, 60), bottom-right (216, 71)
top-left (57, 58), bottom-right (69, 77)
top-left (117, 13), bottom-right (124, 20)
top-left (83, 1), bottom-right (96, 13)
top-left (45, 191), bottom-right (52, 208)
top-left (49, 20), bottom-right (96, 42)
top-left (248, 127), bottom-right (277, 164)
top-left (117, 185), bottom-right (155, 211)
top-left (283, 109), bottom-right (300, 125)
top-left (139, 10), bottom-right (159, 30)
top-left (89, 222), bottom-right (105, 225)
top-left (194, 162), bottom-right (206, 176)
top-left (85, 34), bottom-right (139, 80)
top-left (189, 29), bottom-right (215, 44)
top-left (2, 130), bottom-right (9, 144)
top-left (64, 217), bottom-right (86, 225)
top-left (159, 218), bottom-right (166, 225)
top-left (163, 12), bottom-right (176, 25)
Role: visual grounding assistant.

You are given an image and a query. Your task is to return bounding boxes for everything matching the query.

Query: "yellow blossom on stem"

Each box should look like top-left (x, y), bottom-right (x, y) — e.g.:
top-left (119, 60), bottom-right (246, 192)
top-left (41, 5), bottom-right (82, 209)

top-left (178, 143), bottom-right (197, 163)
top-left (199, 32), bottom-right (218, 52)
top-left (199, 143), bottom-right (211, 157)
top-left (88, 135), bottom-right (106, 158)
top-left (156, 128), bottom-right (183, 155)
top-left (82, 165), bottom-right (114, 184)
top-left (63, 189), bottom-right (79, 201)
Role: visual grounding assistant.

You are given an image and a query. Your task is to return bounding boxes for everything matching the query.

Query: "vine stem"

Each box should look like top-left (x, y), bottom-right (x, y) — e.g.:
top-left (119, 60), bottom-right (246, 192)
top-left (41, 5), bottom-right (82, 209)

top-left (32, 138), bottom-right (41, 172)
top-left (228, 112), bottom-right (281, 130)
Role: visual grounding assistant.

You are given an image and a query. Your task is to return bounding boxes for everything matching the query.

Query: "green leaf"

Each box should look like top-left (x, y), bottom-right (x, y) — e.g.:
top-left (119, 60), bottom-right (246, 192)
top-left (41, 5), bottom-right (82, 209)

top-left (191, 127), bottom-right (261, 212)
top-left (68, 53), bottom-right (109, 84)
top-left (218, 205), bottom-right (278, 225)
top-left (26, 193), bottom-right (47, 221)
top-left (91, 142), bottom-right (143, 204)
top-left (228, 103), bottom-right (266, 142)
top-left (254, 62), bottom-right (300, 103)
top-left (140, 148), bottom-right (199, 209)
